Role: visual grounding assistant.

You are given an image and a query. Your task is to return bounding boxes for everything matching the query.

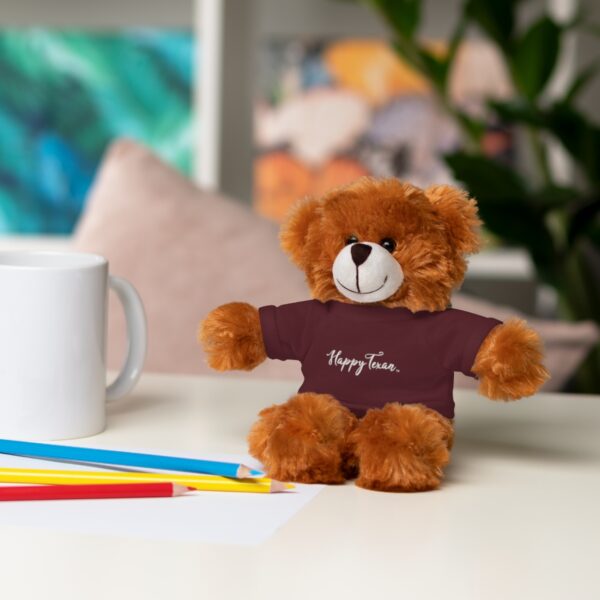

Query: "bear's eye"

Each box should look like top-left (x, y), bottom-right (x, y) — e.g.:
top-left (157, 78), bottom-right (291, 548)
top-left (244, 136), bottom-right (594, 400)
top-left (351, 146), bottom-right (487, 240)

top-left (345, 235), bottom-right (359, 246)
top-left (379, 238), bottom-right (396, 253)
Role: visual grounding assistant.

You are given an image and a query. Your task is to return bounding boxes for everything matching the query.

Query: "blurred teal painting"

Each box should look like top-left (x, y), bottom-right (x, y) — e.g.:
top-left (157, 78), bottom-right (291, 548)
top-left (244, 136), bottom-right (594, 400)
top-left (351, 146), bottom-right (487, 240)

top-left (0, 28), bottom-right (194, 234)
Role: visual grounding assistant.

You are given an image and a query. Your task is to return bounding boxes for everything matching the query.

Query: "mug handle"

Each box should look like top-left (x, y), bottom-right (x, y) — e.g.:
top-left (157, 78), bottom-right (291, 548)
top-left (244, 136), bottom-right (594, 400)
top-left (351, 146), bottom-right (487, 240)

top-left (106, 276), bottom-right (147, 401)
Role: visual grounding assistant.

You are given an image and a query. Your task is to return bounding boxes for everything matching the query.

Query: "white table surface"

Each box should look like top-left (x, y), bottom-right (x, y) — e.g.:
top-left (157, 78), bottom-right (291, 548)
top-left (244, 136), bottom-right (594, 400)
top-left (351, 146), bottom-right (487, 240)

top-left (1, 373), bottom-right (598, 600)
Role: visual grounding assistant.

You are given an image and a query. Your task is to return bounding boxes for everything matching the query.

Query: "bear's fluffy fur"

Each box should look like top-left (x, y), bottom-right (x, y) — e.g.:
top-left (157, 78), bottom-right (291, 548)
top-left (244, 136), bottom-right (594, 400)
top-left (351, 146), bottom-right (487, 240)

top-left (199, 178), bottom-right (549, 491)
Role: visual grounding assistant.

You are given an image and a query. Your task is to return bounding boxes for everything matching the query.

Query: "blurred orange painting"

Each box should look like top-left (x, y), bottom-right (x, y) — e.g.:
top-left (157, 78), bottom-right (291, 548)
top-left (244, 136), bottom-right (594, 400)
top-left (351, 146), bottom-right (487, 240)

top-left (254, 38), bottom-right (513, 221)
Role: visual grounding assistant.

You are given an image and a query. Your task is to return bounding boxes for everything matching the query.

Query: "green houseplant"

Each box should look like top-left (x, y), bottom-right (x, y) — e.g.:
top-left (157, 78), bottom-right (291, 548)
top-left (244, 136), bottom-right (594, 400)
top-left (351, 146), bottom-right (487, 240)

top-left (350, 0), bottom-right (600, 390)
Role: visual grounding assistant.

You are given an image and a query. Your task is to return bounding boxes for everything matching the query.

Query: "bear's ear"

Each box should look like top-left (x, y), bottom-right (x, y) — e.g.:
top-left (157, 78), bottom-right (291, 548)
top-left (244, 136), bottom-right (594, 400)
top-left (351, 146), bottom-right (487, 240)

top-left (425, 184), bottom-right (482, 255)
top-left (280, 196), bottom-right (321, 268)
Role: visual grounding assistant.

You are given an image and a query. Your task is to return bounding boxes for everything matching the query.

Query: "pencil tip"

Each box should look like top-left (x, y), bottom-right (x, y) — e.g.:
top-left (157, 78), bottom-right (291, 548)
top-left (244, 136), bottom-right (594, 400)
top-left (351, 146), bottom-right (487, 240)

top-left (172, 484), bottom-right (192, 496)
top-left (270, 480), bottom-right (294, 493)
top-left (237, 465), bottom-right (250, 478)
top-left (238, 465), bottom-right (265, 478)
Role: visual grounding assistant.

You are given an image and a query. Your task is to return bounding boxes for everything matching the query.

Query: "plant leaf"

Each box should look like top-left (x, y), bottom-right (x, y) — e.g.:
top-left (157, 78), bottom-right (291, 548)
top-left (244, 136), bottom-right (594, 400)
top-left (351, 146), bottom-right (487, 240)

top-left (491, 100), bottom-right (600, 187)
top-left (510, 16), bottom-right (562, 99)
top-left (464, 0), bottom-right (520, 50)
top-left (445, 151), bottom-right (556, 264)
top-left (544, 102), bottom-right (600, 185)
top-left (445, 151), bottom-right (530, 202)
top-left (447, 18), bottom-right (467, 65)
top-left (534, 185), bottom-right (582, 210)
top-left (455, 112), bottom-right (487, 143)
top-left (488, 99), bottom-right (544, 126)
top-left (370, 0), bottom-right (421, 39)
top-left (564, 59), bottom-right (600, 103)
top-left (392, 38), bottom-right (425, 75)
top-left (415, 47), bottom-right (447, 89)
top-left (567, 195), bottom-right (600, 245)
top-left (439, 17), bottom-right (467, 92)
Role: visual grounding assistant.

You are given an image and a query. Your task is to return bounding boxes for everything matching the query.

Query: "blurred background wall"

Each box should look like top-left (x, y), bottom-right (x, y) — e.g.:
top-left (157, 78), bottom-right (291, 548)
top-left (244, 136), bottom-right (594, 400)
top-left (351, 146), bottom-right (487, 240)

top-left (0, 0), bottom-right (596, 213)
top-left (0, 0), bottom-right (598, 390)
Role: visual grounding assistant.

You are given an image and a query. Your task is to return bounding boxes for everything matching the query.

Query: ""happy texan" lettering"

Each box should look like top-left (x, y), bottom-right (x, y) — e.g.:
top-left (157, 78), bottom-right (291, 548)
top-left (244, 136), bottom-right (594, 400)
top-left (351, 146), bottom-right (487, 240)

top-left (326, 349), bottom-right (400, 376)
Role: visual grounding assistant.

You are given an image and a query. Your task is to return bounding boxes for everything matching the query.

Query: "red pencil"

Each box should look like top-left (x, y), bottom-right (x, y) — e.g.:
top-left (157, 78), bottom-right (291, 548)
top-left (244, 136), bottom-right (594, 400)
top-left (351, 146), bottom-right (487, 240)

top-left (0, 482), bottom-right (193, 501)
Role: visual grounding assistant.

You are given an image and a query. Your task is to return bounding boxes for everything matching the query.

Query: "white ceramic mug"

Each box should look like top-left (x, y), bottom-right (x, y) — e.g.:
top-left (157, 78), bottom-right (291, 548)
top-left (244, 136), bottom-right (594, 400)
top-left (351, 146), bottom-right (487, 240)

top-left (0, 251), bottom-right (147, 440)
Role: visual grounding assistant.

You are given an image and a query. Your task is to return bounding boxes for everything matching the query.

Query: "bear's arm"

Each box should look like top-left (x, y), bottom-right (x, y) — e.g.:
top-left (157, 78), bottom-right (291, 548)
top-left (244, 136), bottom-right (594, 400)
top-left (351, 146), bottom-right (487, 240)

top-left (199, 302), bottom-right (266, 371)
top-left (472, 319), bottom-right (549, 400)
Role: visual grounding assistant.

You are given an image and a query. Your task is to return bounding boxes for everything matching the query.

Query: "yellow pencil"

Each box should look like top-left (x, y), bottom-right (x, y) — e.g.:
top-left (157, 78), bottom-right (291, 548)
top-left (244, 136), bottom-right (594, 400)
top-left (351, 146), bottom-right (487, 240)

top-left (0, 468), bottom-right (293, 493)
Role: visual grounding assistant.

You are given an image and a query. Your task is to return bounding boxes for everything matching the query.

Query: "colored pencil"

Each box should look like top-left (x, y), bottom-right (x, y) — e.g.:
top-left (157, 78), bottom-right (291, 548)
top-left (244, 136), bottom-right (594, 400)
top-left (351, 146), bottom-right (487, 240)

top-left (0, 468), bottom-right (292, 493)
top-left (0, 482), bottom-right (192, 501)
top-left (0, 438), bottom-right (263, 479)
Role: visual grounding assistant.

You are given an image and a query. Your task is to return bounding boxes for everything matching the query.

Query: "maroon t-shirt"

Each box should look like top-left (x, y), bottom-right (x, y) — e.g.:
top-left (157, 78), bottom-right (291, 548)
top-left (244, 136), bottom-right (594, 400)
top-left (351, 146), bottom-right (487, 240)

top-left (259, 300), bottom-right (501, 419)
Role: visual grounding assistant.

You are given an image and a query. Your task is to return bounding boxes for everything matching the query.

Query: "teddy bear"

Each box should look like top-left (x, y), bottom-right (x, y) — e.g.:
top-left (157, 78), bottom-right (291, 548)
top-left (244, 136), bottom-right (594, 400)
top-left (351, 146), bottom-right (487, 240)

top-left (199, 178), bottom-right (549, 492)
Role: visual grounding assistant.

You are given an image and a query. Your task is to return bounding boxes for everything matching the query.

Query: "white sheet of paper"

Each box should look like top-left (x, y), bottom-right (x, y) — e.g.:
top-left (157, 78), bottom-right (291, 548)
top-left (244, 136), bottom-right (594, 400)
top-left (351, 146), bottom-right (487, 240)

top-left (0, 450), bottom-right (324, 545)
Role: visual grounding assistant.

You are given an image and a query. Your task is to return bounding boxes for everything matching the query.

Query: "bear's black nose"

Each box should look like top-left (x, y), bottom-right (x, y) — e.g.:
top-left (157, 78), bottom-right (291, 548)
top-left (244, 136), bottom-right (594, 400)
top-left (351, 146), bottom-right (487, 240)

top-left (351, 243), bottom-right (372, 267)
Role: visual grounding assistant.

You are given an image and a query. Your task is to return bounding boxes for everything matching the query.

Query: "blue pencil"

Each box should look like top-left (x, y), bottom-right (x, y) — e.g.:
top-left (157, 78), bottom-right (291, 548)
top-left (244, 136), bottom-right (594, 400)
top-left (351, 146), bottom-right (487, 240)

top-left (0, 439), bottom-right (263, 479)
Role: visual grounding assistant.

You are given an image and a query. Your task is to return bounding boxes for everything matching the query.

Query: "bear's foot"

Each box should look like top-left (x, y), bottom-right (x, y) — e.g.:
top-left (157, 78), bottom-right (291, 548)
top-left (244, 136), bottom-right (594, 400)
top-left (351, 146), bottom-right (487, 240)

top-left (248, 392), bottom-right (357, 484)
top-left (350, 403), bottom-right (453, 492)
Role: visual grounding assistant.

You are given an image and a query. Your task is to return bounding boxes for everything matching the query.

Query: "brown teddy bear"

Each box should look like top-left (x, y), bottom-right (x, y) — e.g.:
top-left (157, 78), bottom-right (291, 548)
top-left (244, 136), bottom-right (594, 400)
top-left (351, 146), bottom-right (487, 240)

top-left (199, 178), bottom-right (549, 492)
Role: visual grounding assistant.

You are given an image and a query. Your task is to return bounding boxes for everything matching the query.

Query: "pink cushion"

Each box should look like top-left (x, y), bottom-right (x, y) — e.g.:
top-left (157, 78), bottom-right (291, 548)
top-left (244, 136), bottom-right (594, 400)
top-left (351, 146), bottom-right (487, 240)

top-left (74, 139), bottom-right (598, 392)
top-left (74, 139), bottom-right (305, 380)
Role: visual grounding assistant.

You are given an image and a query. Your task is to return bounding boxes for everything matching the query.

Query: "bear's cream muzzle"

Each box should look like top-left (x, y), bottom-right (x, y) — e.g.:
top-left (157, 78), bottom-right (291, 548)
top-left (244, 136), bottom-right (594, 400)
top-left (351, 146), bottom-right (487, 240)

top-left (332, 242), bottom-right (404, 303)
